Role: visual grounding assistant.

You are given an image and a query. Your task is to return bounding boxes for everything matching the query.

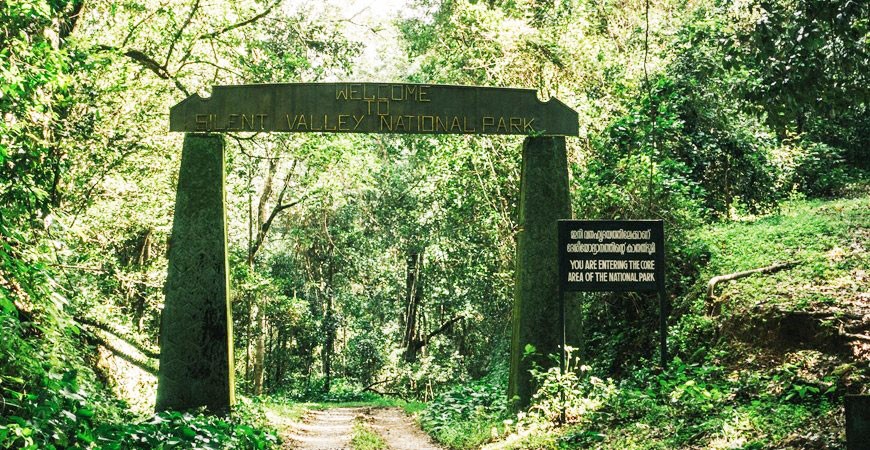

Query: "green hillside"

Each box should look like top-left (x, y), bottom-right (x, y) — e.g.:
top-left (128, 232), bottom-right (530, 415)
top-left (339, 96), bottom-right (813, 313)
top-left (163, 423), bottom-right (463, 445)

top-left (422, 196), bottom-right (869, 449)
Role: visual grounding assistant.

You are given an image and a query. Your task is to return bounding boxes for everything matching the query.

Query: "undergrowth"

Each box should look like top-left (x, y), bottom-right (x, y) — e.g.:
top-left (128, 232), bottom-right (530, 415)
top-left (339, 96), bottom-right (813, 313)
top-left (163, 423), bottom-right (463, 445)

top-left (420, 196), bottom-right (866, 449)
top-left (0, 251), bottom-right (278, 449)
top-left (420, 371), bottom-right (510, 449)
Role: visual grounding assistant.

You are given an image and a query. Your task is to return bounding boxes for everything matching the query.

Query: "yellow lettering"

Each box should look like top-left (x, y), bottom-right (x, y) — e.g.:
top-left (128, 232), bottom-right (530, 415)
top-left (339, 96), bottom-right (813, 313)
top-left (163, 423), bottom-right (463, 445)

top-left (349, 84), bottom-right (362, 100)
top-left (380, 115), bottom-right (392, 131)
top-left (227, 114), bottom-right (238, 129)
top-left (324, 115), bottom-right (336, 131)
top-left (377, 99), bottom-right (390, 116)
top-left (497, 117), bottom-right (508, 132)
top-left (419, 85), bottom-right (430, 102)
top-left (395, 115), bottom-right (407, 131)
top-left (362, 84), bottom-right (376, 100)
top-left (353, 115), bottom-right (365, 130)
top-left (336, 86), bottom-right (348, 100)
top-left (337, 115), bottom-right (349, 131)
top-left (297, 114), bottom-right (308, 130)
top-left (257, 114), bottom-right (267, 130)
top-left (523, 118), bottom-right (535, 133)
top-left (377, 85), bottom-right (389, 100)
top-left (463, 116), bottom-right (475, 132)
top-left (450, 117), bottom-right (462, 132)
top-left (482, 116), bottom-right (494, 132)
top-left (241, 114), bottom-right (253, 130)
top-left (209, 114), bottom-right (223, 131)
top-left (509, 117), bottom-right (522, 132)
top-left (435, 116), bottom-right (448, 132)
top-left (420, 115), bottom-right (434, 132)
top-left (391, 85), bottom-right (403, 101)
top-left (364, 99), bottom-right (376, 115)
top-left (195, 114), bottom-right (208, 131)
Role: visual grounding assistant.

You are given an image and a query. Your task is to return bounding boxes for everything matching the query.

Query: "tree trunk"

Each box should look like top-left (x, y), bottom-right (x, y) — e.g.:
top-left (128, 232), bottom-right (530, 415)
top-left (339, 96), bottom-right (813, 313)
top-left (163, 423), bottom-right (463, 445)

top-left (321, 232), bottom-right (336, 393)
top-left (250, 159), bottom-right (276, 396)
top-left (252, 302), bottom-right (266, 395)
top-left (402, 249), bottom-right (424, 362)
top-left (322, 298), bottom-right (333, 393)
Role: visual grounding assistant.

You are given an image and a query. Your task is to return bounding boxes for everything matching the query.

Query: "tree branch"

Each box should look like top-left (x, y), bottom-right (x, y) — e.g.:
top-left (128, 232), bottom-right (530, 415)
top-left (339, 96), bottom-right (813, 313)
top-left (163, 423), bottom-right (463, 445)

top-left (201, 0), bottom-right (282, 39)
top-left (843, 333), bottom-right (870, 343)
top-left (164, 0), bottom-right (201, 69)
top-left (59, 0), bottom-right (86, 41)
top-left (93, 336), bottom-right (159, 376)
top-left (423, 314), bottom-right (465, 345)
top-left (96, 45), bottom-right (190, 96)
top-left (79, 326), bottom-right (158, 375)
top-left (707, 261), bottom-right (799, 300)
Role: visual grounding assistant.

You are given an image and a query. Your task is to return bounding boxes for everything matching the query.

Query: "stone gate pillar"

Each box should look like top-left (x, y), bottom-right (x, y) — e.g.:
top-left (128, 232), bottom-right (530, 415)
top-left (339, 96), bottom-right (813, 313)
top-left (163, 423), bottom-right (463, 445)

top-left (156, 133), bottom-right (235, 412)
top-left (508, 136), bottom-right (572, 410)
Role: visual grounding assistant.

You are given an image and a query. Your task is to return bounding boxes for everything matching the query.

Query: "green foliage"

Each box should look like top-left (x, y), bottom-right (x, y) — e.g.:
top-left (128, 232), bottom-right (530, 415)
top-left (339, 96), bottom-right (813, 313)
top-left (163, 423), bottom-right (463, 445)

top-left (734, 0), bottom-right (869, 140)
top-left (2, 0), bottom-right (867, 448)
top-left (283, 379), bottom-right (383, 404)
top-left (420, 373), bottom-right (509, 449)
top-left (526, 349), bottom-right (617, 424)
top-left (792, 141), bottom-right (865, 198)
top-left (0, 352), bottom-right (103, 449)
top-left (94, 409), bottom-right (278, 449)
top-left (0, 0), bottom-right (74, 228)
top-left (344, 334), bottom-right (387, 387)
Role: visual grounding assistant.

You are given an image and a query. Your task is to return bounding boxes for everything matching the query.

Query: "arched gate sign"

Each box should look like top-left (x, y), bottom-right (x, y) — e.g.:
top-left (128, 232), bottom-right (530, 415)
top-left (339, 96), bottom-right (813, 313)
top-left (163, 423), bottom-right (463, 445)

top-left (158, 83), bottom-right (578, 412)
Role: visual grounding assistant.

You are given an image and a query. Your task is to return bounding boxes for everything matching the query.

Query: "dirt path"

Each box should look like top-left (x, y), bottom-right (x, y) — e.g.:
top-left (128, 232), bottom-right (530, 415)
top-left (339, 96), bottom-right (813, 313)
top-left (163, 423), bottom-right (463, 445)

top-left (271, 406), bottom-right (442, 450)
top-left (363, 407), bottom-right (441, 450)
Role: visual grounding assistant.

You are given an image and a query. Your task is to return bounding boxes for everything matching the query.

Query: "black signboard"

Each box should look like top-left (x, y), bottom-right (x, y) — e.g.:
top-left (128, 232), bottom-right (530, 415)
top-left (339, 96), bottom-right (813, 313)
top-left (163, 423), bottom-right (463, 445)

top-left (558, 220), bottom-right (665, 292)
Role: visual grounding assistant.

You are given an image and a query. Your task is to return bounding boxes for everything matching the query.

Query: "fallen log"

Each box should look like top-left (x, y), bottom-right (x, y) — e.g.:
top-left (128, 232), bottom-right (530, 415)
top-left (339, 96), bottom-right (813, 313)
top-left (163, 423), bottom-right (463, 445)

top-left (707, 261), bottom-right (799, 300)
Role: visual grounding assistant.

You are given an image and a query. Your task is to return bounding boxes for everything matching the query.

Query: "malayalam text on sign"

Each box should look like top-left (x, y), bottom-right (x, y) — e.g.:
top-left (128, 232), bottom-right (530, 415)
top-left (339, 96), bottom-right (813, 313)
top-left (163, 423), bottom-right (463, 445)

top-left (558, 220), bottom-right (665, 292)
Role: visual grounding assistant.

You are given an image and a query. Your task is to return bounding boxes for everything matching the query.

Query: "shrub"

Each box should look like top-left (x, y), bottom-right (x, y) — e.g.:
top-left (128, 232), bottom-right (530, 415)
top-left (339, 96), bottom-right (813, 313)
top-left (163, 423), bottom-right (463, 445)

top-left (420, 373), bottom-right (509, 449)
top-left (792, 142), bottom-right (859, 198)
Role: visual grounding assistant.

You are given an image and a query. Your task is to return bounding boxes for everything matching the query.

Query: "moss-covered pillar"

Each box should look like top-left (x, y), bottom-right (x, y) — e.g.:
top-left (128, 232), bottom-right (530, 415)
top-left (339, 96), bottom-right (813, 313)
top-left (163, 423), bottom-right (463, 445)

top-left (508, 136), bottom-right (571, 410)
top-left (157, 133), bottom-right (235, 412)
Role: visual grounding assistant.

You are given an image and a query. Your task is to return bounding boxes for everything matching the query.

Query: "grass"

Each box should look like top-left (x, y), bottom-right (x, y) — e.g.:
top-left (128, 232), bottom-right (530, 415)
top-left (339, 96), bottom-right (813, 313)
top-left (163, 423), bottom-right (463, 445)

top-left (262, 400), bottom-right (309, 422)
top-left (307, 397), bottom-right (426, 415)
top-left (351, 417), bottom-right (388, 450)
top-left (591, 196), bottom-right (865, 448)
top-left (697, 196), bottom-right (868, 312)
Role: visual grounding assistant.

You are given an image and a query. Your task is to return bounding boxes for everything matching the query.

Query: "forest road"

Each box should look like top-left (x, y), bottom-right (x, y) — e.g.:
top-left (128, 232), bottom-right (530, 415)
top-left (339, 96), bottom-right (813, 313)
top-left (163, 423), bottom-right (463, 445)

top-left (274, 406), bottom-right (443, 450)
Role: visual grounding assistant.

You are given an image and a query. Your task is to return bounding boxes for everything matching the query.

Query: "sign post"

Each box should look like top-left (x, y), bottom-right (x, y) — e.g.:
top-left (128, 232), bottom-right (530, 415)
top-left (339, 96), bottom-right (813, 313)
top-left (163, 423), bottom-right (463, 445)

top-left (556, 220), bottom-right (667, 417)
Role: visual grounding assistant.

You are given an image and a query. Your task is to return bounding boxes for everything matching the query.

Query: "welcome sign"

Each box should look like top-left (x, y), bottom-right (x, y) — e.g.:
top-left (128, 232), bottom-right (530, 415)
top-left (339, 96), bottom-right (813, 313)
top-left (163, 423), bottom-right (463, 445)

top-left (169, 83), bottom-right (579, 136)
